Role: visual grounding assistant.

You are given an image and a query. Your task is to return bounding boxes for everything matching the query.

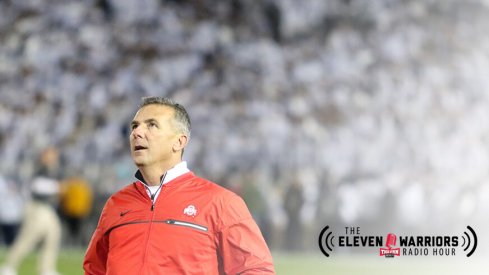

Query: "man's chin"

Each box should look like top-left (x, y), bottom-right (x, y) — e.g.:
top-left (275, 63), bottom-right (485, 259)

top-left (132, 157), bottom-right (147, 167)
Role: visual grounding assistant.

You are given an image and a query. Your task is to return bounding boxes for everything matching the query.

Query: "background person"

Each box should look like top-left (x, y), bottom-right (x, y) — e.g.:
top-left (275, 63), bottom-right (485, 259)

top-left (283, 179), bottom-right (304, 251)
top-left (0, 147), bottom-right (63, 275)
top-left (60, 177), bottom-right (93, 247)
top-left (0, 176), bottom-right (24, 247)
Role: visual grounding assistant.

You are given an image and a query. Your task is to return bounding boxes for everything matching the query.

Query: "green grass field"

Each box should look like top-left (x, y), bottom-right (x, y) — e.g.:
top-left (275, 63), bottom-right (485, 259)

top-left (0, 248), bottom-right (83, 275)
top-left (0, 249), bottom-right (486, 274)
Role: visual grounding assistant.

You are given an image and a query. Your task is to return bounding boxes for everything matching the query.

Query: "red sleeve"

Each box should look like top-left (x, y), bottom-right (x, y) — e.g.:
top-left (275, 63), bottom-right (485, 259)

top-left (83, 206), bottom-right (109, 275)
top-left (217, 195), bottom-right (275, 274)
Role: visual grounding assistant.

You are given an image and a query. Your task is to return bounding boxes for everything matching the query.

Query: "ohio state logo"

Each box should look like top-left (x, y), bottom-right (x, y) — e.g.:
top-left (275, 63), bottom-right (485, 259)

top-left (183, 205), bottom-right (197, 217)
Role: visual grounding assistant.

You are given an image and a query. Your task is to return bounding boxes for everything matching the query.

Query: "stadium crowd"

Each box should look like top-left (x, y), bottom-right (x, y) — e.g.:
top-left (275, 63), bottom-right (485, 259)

top-left (1, 0), bottom-right (489, 251)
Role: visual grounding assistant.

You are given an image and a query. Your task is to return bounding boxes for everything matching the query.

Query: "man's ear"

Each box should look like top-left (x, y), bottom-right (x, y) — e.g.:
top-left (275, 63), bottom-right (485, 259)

top-left (173, 135), bottom-right (188, 152)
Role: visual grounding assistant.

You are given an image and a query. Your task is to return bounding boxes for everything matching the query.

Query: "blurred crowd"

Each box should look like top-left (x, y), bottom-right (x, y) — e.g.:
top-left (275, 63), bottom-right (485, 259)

top-left (2, 0), bottom-right (489, 251)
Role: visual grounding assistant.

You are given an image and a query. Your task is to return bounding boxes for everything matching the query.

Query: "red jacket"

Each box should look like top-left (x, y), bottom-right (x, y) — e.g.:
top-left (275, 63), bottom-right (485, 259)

top-left (83, 172), bottom-right (275, 274)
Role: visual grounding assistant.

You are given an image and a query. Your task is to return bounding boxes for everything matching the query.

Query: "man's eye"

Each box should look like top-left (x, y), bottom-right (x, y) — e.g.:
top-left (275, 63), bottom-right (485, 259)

top-left (149, 122), bottom-right (157, 128)
top-left (131, 124), bottom-right (138, 130)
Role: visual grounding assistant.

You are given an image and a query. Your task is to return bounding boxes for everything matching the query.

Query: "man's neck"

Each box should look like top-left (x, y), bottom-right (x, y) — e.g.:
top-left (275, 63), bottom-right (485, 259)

top-left (138, 162), bottom-right (179, 186)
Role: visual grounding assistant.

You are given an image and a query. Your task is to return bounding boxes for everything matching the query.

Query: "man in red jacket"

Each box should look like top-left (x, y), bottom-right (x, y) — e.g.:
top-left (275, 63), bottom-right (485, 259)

top-left (83, 97), bottom-right (275, 274)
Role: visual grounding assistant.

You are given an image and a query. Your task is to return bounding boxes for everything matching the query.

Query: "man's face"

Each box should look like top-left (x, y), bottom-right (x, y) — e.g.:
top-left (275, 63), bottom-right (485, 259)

top-left (129, 104), bottom-right (181, 168)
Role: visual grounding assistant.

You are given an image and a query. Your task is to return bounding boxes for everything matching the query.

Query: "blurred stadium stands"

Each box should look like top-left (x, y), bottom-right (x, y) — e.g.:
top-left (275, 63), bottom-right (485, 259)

top-left (1, 0), bottom-right (489, 252)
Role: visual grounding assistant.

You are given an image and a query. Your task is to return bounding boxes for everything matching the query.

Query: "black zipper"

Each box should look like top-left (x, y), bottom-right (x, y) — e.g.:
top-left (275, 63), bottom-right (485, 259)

top-left (105, 221), bottom-right (150, 235)
top-left (144, 172), bottom-right (167, 211)
top-left (106, 219), bottom-right (209, 235)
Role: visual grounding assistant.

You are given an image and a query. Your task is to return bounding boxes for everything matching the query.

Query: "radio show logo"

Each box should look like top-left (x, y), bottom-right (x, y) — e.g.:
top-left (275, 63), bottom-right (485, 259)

top-left (318, 225), bottom-right (477, 258)
top-left (379, 233), bottom-right (400, 257)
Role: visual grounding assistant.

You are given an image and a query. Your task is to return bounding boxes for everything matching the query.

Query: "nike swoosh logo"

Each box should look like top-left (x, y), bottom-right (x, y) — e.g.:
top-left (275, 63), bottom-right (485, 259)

top-left (120, 210), bottom-right (130, 217)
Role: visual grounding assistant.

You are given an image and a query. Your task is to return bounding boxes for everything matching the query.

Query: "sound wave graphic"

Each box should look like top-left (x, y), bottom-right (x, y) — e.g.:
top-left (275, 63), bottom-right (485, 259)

top-left (460, 226), bottom-right (477, 257)
top-left (318, 225), bottom-right (335, 257)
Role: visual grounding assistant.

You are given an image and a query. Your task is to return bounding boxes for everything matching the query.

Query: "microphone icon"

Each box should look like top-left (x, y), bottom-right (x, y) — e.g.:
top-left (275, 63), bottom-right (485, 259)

top-left (379, 233), bottom-right (400, 257)
top-left (385, 233), bottom-right (397, 248)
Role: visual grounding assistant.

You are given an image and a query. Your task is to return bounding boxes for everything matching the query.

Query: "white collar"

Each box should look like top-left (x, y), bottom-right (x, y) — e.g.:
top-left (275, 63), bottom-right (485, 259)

top-left (136, 161), bottom-right (190, 187)
top-left (136, 161), bottom-right (190, 200)
top-left (161, 161), bottom-right (190, 184)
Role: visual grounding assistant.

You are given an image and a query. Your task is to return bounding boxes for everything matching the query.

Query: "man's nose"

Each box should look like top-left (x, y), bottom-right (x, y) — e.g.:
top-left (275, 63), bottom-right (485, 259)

top-left (132, 125), bottom-right (145, 138)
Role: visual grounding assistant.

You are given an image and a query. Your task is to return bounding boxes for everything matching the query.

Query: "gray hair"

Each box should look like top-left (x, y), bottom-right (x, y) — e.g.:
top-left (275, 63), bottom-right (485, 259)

top-left (140, 97), bottom-right (191, 139)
